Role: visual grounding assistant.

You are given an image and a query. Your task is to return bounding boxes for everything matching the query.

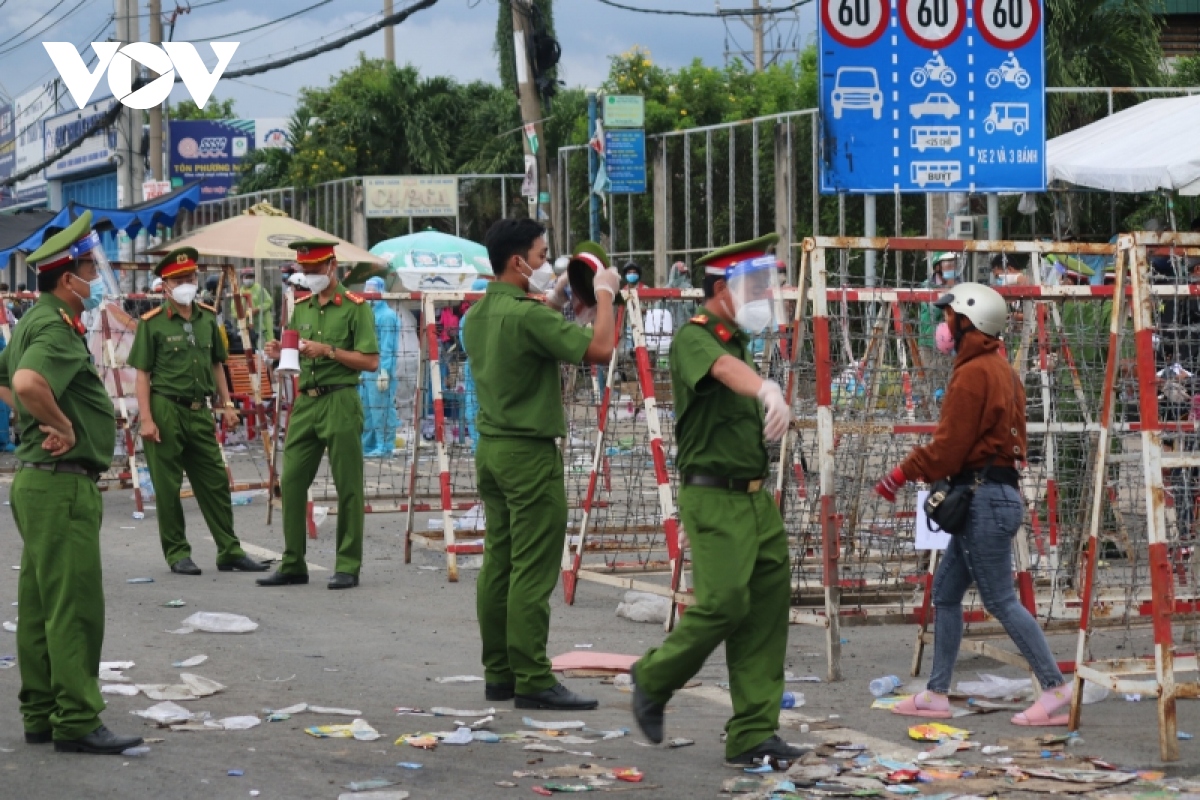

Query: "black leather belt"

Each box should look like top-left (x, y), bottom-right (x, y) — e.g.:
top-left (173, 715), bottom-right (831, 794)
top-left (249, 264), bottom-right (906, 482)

top-left (157, 394), bottom-right (206, 411)
top-left (683, 474), bottom-right (767, 493)
top-left (302, 384), bottom-right (355, 398)
top-left (951, 465), bottom-right (1021, 489)
top-left (19, 460), bottom-right (101, 483)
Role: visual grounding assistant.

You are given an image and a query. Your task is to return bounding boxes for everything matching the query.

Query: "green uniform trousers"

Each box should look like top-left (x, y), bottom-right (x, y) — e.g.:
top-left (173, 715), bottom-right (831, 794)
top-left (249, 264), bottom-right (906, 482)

top-left (475, 436), bottom-right (566, 695)
top-left (142, 394), bottom-right (246, 567)
top-left (636, 484), bottom-right (791, 758)
top-left (12, 468), bottom-right (106, 741)
top-left (280, 387), bottom-right (364, 576)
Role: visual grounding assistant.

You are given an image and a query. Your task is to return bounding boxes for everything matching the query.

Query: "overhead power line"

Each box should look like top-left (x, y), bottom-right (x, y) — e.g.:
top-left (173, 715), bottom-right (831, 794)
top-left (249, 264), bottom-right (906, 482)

top-left (0, 0), bottom-right (100, 57)
top-left (198, 0), bottom-right (334, 41)
top-left (591, 0), bottom-right (811, 16)
top-left (2, 0), bottom-right (442, 189)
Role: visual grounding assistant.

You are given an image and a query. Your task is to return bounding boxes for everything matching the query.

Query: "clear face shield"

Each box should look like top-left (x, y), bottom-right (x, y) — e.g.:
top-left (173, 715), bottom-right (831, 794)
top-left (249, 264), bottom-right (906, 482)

top-left (70, 231), bottom-right (120, 297)
top-left (724, 256), bottom-right (781, 333)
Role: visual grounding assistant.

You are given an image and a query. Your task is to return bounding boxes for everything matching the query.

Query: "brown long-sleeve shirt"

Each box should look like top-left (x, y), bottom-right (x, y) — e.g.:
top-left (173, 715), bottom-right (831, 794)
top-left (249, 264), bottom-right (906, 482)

top-left (900, 329), bottom-right (1026, 482)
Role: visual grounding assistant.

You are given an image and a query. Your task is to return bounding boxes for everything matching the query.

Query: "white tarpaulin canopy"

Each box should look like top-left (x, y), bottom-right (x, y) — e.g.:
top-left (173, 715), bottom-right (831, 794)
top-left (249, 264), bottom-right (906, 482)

top-left (1046, 94), bottom-right (1200, 196)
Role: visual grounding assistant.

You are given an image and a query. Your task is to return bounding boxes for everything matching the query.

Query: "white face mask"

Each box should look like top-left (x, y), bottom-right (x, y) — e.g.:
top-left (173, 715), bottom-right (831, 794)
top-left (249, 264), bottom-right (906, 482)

top-left (242, 278), bottom-right (254, 286)
top-left (521, 257), bottom-right (555, 294)
top-left (301, 271), bottom-right (330, 294)
top-left (734, 299), bottom-right (773, 333)
top-left (171, 283), bottom-right (198, 306)
top-left (574, 303), bottom-right (596, 326)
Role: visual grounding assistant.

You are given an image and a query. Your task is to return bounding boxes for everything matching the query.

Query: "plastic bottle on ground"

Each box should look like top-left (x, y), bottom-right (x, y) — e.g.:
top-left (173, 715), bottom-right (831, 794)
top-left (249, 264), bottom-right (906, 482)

top-left (780, 691), bottom-right (801, 709)
top-left (869, 675), bottom-right (903, 698)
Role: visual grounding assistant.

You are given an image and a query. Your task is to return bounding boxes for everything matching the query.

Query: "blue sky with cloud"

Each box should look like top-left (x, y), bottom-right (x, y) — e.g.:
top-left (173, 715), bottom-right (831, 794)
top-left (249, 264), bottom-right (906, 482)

top-left (0, 0), bottom-right (816, 115)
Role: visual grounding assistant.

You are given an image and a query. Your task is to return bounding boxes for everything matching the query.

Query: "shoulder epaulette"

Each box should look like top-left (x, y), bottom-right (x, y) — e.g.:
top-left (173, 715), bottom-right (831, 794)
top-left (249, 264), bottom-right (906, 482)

top-left (59, 309), bottom-right (86, 335)
top-left (197, 302), bottom-right (217, 313)
top-left (689, 314), bottom-right (709, 325)
top-left (344, 291), bottom-right (365, 305)
top-left (140, 306), bottom-right (164, 321)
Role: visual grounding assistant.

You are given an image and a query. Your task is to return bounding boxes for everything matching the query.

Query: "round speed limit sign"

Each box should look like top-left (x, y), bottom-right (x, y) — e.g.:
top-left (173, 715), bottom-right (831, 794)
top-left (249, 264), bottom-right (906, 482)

top-left (975, 0), bottom-right (1040, 50)
top-left (900, 0), bottom-right (966, 49)
top-left (822, 0), bottom-right (889, 48)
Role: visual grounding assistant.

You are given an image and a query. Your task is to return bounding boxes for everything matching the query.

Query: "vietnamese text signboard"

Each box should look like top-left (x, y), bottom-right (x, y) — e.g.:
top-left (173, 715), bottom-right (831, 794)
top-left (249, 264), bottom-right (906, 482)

top-left (605, 129), bottom-right (647, 195)
top-left (818, 0), bottom-right (1045, 193)
top-left (363, 175), bottom-right (459, 218)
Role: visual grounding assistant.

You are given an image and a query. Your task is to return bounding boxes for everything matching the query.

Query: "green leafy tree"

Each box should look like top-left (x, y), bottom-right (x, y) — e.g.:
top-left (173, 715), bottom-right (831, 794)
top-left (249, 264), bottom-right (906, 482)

top-left (169, 97), bottom-right (237, 121)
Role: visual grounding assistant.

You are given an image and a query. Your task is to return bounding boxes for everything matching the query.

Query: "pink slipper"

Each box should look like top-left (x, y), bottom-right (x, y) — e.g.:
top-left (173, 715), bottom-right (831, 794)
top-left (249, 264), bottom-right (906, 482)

top-left (891, 691), bottom-right (953, 719)
top-left (1012, 684), bottom-right (1072, 727)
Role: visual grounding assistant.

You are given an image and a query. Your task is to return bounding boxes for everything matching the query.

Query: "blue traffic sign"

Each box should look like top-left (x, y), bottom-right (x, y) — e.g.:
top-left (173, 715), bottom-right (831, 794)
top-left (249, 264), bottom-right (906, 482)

top-left (818, 0), bottom-right (1045, 194)
top-left (605, 129), bottom-right (646, 194)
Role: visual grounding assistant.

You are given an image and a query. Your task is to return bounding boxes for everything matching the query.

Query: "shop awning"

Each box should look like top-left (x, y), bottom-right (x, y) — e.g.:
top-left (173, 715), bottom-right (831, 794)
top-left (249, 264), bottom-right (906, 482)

top-left (0, 181), bottom-right (203, 268)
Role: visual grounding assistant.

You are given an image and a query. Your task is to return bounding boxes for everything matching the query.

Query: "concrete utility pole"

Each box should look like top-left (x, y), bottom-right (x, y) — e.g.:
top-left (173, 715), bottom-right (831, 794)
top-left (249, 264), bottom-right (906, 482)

top-left (115, 0), bottom-right (133, 209)
top-left (752, 0), bottom-right (764, 72)
top-left (149, 0), bottom-right (163, 181)
top-left (384, 0), bottom-right (395, 63)
top-left (510, 0), bottom-right (551, 230)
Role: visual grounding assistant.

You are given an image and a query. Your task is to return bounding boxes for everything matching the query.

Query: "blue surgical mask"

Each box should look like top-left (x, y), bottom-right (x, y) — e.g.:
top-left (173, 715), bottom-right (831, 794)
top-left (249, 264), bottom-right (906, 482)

top-left (70, 273), bottom-right (105, 311)
top-left (625, 273), bottom-right (639, 284)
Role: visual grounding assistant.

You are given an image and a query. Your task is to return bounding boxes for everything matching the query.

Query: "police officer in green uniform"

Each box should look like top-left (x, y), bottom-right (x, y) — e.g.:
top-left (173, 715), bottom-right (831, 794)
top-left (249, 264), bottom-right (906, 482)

top-left (465, 219), bottom-right (621, 710)
top-left (258, 239), bottom-right (379, 590)
top-left (128, 248), bottom-right (269, 576)
top-left (630, 234), bottom-right (800, 767)
top-left (0, 211), bottom-right (143, 754)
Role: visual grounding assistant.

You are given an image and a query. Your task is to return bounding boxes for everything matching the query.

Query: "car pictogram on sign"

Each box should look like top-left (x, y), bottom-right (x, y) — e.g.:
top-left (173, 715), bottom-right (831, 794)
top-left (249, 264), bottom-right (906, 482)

top-left (909, 93), bottom-right (960, 119)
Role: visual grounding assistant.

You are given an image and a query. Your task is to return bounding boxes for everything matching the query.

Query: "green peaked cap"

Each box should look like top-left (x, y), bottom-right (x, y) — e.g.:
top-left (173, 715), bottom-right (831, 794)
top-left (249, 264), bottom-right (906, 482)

top-left (695, 232), bottom-right (780, 268)
top-left (27, 210), bottom-right (95, 269)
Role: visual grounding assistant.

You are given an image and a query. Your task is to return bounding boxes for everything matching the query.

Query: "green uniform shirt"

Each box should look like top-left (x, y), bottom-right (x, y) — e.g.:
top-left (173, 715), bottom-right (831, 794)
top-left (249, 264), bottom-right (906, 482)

top-left (670, 311), bottom-right (768, 479)
top-left (287, 284), bottom-right (379, 392)
top-left (464, 281), bottom-right (591, 440)
top-left (0, 294), bottom-right (115, 472)
top-left (127, 302), bottom-right (227, 399)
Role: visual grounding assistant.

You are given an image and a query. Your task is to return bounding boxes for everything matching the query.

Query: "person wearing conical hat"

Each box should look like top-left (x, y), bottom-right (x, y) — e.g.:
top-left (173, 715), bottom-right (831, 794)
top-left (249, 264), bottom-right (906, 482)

top-left (630, 233), bottom-right (803, 768)
top-left (0, 211), bottom-right (143, 755)
top-left (258, 238), bottom-right (379, 591)
top-left (127, 247), bottom-right (270, 578)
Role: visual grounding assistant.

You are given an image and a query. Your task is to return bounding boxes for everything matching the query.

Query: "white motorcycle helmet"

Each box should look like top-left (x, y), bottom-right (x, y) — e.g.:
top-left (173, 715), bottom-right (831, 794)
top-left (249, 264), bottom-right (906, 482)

top-left (933, 281), bottom-right (1007, 337)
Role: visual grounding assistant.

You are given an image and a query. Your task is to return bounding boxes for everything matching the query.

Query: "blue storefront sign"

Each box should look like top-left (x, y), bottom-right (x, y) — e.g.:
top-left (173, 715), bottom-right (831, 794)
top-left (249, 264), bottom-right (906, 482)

top-left (169, 119), bottom-right (255, 200)
top-left (605, 129), bottom-right (647, 195)
top-left (818, 0), bottom-right (1045, 193)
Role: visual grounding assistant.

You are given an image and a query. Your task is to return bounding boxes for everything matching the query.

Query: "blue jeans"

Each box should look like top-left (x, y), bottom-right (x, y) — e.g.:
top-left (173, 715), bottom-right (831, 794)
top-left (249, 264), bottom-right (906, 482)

top-left (928, 482), bottom-right (1065, 693)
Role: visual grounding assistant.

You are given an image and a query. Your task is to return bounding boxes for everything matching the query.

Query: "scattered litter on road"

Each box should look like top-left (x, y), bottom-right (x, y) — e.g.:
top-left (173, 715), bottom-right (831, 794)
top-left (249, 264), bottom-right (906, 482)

top-left (101, 684), bottom-right (140, 696)
top-left (908, 723), bottom-right (971, 742)
top-left (1179, 731), bottom-right (1194, 740)
top-left (308, 705), bottom-right (362, 716)
top-left (166, 628), bottom-right (195, 635)
top-left (343, 779), bottom-right (397, 791)
top-left (305, 719), bottom-right (380, 741)
top-left (172, 654), bottom-right (208, 668)
top-left (132, 512), bottom-right (145, 520)
top-left (574, 644), bottom-right (593, 649)
top-left (227, 769), bottom-right (244, 777)
top-left (473, 730), bottom-right (501, 743)
top-left (395, 734), bottom-right (439, 749)
top-left (255, 674), bottom-right (295, 682)
top-left (132, 701), bottom-right (193, 725)
top-left (495, 781), bottom-right (518, 788)
top-left (181, 612), bottom-right (258, 634)
top-left (784, 672), bottom-right (821, 683)
top-left (615, 591), bottom-right (670, 624)
top-left (2, 622), bottom-right (16, 633)
top-left (179, 673), bottom-right (225, 697)
top-left (126, 578), bottom-right (154, 584)
top-left (522, 717), bottom-right (587, 730)
top-left (0, 655), bottom-right (15, 670)
top-left (396, 762), bottom-right (423, 770)
top-left (550, 651), bottom-right (637, 674)
top-left (121, 746), bottom-right (151, 757)
top-left (162, 599), bottom-right (186, 608)
top-left (217, 717), bottom-right (261, 731)
top-left (431, 706), bottom-right (497, 717)
top-left (336, 793), bottom-right (408, 800)
top-left (137, 684), bottom-right (195, 702)
top-left (667, 738), bottom-right (693, 748)
top-left (433, 675), bottom-right (484, 684)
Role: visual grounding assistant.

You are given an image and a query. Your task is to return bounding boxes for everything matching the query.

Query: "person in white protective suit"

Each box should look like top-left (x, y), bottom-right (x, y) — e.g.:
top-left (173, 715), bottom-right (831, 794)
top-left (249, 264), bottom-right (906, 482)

top-left (359, 276), bottom-right (400, 457)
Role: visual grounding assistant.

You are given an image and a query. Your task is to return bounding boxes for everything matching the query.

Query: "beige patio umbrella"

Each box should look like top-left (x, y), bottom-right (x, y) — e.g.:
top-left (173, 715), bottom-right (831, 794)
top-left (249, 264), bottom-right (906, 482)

top-left (148, 202), bottom-right (385, 264)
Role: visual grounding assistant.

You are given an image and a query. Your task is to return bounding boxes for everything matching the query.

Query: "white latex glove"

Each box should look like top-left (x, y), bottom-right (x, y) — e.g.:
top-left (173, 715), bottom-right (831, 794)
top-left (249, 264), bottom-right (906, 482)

top-left (758, 379), bottom-right (790, 441)
top-left (592, 266), bottom-right (621, 301)
top-left (544, 272), bottom-right (570, 311)
top-left (376, 369), bottom-right (389, 392)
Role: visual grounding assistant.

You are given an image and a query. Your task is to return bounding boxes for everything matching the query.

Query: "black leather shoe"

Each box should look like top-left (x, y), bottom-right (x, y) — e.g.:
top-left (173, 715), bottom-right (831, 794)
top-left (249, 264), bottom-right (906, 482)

top-left (630, 663), bottom-right (665, 744)
top-left (256, 571), bottom-right (308, 586)
top-left (514, 683), bottom-right (599, 711)
top-left (24, 730), bottom-right (52, 745)
top-left (169, 557), bottom-right (201, 576)
top-left (218, 555), bottom-right (271, 572)
top-left (725, 734), bottom-right (810, 768)
top-left (53, 725), bottom-right (143, 755)
top-left (327, 572), bottom-right (359, 590)
top-left (485, 683), bottom-right (515, 701)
